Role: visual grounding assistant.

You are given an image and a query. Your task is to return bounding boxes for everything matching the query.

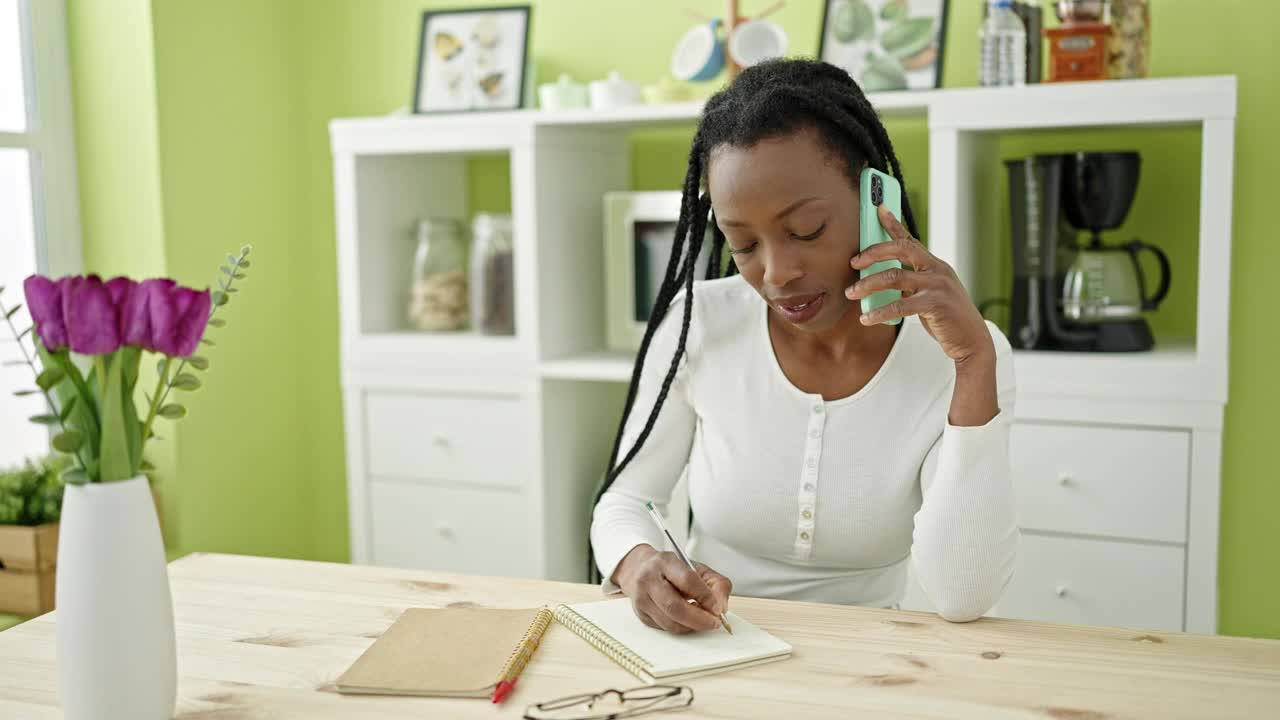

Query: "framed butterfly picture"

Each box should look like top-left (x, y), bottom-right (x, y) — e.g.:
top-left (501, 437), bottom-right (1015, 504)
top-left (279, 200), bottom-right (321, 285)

top-left (414, 5), bottom-right (532, 113)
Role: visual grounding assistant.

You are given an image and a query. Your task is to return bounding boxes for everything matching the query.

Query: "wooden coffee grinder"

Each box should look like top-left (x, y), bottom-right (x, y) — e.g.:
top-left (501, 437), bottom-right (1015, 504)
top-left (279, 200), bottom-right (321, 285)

top-left (1045, 1), bottom-right (1110, 82)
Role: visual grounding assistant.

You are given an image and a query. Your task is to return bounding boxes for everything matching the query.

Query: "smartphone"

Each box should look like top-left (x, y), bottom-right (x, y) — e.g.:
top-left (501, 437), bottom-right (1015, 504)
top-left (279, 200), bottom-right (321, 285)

top-left (858, 167), bottom-right (903, 326)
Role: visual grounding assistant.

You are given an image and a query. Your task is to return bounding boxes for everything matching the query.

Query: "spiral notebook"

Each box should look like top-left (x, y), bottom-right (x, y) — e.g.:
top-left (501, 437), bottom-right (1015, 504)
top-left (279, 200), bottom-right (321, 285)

top-left (334, 607), bottom-right (553, 698)
top-left (553, 599), bottom-right (792, 684)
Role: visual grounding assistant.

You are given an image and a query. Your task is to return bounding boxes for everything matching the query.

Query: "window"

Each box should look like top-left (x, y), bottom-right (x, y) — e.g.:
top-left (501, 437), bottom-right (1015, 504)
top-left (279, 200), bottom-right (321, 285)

top-left (1, 0), bottom-right (81, 468)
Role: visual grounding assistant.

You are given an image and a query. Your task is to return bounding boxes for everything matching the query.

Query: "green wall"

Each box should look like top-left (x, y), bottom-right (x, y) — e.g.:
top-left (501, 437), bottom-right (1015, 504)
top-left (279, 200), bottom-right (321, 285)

top-left (65, 0), bottom-right (1279, 638)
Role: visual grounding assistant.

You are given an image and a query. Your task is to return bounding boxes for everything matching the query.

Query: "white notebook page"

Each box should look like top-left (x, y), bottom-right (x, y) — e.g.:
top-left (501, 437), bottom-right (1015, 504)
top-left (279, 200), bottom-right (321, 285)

top-left (564, 599), bottom-right (792, 677)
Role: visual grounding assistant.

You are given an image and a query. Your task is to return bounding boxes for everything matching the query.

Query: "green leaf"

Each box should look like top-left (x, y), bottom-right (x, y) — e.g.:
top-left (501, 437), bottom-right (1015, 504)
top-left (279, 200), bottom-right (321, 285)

top-left (117, 346), bottom-right (144, 476)
top-left (217, 277), bottom-right (230, 291)
top-left (238, 260), bottom-right (251, 269)
top-left (187, 355), bottom-right (209, 371)
top-left (46, 346), bottom-right (100, 459)
top-left (240, 245), bottom-right (251, 256)
top-left (233, 273), bottom-right (246, 280)
top-left (29, 414), bottom-right (60, 425)
top-left (61, 467), bottom-right (89, 485)
top-left (227, 254), bottom-right (238, 267)
top-left (98, 353), bottom-right (133, 482)
top-left (52, 430), bottom-right (85, 453)
top-left (200, 338), bottom-right (215, 346)
top-left (13, 389), bottom-right (38, 396)
top-left (220, 265), bottom-right (233, 276)
top-left (59, 394), bottom-right (78, 422)
top-left (35, 367), bottom-right (65, 390)
top-left (171, 373), bottom-right (201, 391)
top-left (208, 318), bottom-right (226, 328)
top-left (158, 403), bottom-right (187, 419)
top-left (212, 291), bottom-right (229, 306)
top-left (4, 303), bottom-right (21, 320)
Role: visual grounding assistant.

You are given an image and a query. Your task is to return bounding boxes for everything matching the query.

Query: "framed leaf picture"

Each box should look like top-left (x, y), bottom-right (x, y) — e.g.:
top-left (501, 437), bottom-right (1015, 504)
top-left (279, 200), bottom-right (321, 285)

top-left (818, 0), bottom-right (949, 92)
top-left (414, 5), bottom-right (532, 113)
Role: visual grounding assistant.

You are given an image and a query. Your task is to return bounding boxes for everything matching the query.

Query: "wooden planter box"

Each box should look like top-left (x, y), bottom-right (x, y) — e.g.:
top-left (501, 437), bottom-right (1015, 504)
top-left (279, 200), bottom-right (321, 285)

top-left (0, 486), bottom-right (164, 616)
top-left (0, 523), bottom-right (58, 615)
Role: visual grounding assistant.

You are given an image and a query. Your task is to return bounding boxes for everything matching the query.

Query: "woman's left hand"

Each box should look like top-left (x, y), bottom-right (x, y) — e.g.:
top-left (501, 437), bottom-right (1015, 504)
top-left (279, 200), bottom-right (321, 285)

top-left (846, 204), bottom-right (995, 366)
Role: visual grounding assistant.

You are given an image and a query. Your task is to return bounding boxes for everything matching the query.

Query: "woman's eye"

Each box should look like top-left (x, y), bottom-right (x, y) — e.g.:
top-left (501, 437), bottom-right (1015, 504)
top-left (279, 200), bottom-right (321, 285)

top-left (728, 243), bottom-right (757, 256)
top-left (792, 223), bottom-right (826, 241)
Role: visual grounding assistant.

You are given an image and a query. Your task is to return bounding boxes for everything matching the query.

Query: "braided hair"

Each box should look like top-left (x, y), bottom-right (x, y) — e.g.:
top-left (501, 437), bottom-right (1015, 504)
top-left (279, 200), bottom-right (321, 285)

top-left (588, 58), bottom-right (919, 582)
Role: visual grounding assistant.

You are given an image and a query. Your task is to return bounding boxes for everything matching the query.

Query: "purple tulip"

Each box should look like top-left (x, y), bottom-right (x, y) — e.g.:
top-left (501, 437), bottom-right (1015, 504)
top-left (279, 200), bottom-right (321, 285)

top-left (23, 275), bottom-right (69, 351)
top-left (145, 280), bottom-right (211, 357)
top-left (61, 275), bottom-right (122, 355)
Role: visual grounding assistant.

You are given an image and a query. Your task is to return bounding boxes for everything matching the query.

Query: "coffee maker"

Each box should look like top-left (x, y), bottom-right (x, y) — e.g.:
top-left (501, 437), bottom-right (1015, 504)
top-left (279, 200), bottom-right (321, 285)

top-left (1005, 151), bottom-right (1171, 352)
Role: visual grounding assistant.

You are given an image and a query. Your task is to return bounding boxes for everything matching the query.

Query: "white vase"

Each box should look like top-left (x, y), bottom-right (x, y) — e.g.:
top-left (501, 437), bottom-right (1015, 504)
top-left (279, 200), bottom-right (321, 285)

top-left (56, 475), bottom-right (176, 720)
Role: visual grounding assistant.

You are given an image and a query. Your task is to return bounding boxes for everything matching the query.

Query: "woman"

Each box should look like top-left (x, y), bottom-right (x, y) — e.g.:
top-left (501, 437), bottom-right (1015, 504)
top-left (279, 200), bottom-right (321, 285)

top-left (589, 58), bottom-right (1017, 634)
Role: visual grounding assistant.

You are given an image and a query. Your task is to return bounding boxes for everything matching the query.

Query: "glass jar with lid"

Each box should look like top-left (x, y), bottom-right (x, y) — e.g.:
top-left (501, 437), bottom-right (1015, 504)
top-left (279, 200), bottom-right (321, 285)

top-left (408, 217), bottom-right (468, 331)
top-left (469, 213), bottom-right (515, 336)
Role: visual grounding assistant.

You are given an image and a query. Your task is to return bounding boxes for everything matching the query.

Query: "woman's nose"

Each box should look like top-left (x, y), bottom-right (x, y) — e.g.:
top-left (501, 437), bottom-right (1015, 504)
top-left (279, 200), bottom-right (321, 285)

top-left (761, 243), bottom-right (805, 289)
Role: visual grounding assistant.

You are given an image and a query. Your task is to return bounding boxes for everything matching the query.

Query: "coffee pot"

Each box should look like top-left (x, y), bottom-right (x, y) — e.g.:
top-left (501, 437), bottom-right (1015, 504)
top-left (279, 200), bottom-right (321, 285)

top-left (1062, 238), bottom-right (1170, 322)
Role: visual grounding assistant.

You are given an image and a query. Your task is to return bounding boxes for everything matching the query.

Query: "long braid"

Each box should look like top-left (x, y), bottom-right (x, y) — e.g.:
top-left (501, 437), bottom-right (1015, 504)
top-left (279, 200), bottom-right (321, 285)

top-left (705, 209), bottom-right (726, 280)
top-left (589, 160), bottom-right (707, 581)
top-left (589, 58), bottom-right (918, 582)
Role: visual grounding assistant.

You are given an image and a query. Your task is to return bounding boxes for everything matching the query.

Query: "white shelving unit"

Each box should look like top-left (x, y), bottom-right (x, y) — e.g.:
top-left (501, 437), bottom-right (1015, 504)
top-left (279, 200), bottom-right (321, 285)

top-left (330, 76), bottom-right (1235, 634)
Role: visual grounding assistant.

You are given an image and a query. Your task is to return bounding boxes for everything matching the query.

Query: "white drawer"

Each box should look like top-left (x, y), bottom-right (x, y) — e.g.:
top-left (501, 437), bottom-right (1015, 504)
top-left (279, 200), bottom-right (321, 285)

top-left (364, 389), bottom-right (525, 489)
top-left (1010, 423), bottom-right (1189, 543)
top-left (368, 480), bottom-right (533, 578)
top-left (994, 532), bottom-right (1184, 632)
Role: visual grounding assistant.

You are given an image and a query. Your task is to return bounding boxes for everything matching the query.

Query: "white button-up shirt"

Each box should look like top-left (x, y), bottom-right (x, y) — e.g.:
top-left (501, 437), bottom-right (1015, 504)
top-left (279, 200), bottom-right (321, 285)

top-left (591, 276), bottom-right (1018, 621)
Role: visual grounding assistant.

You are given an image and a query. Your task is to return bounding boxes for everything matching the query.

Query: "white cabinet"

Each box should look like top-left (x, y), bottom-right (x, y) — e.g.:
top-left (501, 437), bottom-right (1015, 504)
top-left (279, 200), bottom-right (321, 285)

top-left (331, 77), bottom-right (1234, 633)
top-left (368, 480), bottom-right (532, 578)
top-left (997, 533), bottom-right (1185, 632)
top-left (1009, 423), bottom-right (1190, 544)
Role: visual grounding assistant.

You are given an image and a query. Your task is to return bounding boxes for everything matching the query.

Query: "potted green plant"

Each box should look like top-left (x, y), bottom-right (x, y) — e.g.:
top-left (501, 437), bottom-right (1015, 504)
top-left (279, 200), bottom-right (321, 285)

top-left (0, 246), bottom-right (251, 720)
top-left (0, 456), bottom-right (66, 615)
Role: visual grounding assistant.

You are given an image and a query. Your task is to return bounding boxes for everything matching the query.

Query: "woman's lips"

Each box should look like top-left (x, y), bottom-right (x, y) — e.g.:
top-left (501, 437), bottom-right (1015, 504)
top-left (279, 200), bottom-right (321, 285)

top-left (773, 292), bottom-right (826, 325)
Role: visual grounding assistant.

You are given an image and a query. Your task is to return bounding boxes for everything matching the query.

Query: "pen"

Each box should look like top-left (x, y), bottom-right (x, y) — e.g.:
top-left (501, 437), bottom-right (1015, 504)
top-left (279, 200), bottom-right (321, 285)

top-left (492, 607), bottom-right (553, 704)
top-left (644, 501), bottom-right (733, 634)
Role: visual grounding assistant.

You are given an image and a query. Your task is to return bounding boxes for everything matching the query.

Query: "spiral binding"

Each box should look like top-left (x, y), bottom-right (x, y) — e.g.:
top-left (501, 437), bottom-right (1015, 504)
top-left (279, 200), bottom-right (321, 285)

top-left (552, 604), bottom-right (652, 680)
top-left (498, 607), bottom-right (555, 682)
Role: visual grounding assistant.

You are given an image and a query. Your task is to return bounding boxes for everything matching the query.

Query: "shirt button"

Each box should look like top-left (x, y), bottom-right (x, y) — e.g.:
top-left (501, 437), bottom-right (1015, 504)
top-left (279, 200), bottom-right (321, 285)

top-left (806, 458), bottom-right (816, 469)
top-left (813, 405), bottom-right (824, 414)
top-left (803, 482), bottom-right (814, 492)
top-left (800, 531), bottom-right (810, 541)
top-left (802, 509), bottom-right (813, 520)
top-left (809, 429), bottom-right (821, 439)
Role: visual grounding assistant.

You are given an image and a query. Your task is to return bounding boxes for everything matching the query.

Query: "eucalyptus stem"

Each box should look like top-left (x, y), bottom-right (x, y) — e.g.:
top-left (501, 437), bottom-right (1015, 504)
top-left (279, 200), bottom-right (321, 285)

top-left (139, 356), bottom-right (171, 455)
top-left (0, 295), bottom-right (89, 473)
top-left (149, 248), bottom-right (247, 420)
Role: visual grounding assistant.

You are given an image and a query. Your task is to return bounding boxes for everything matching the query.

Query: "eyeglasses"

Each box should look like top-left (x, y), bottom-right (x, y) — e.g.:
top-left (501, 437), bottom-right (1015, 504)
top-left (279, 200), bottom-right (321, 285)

top-left (522, 685), bottom-right (694, 720)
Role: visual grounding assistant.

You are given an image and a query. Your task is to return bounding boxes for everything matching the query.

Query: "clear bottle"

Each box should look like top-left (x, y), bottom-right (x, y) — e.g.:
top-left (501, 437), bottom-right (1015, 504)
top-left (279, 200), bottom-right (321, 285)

top-left (469, 213), bottom-right (515, 336)
top-left (980, 0), bottom-right (1027, 86)
top-left (408, 218), bottom-right (469, 331)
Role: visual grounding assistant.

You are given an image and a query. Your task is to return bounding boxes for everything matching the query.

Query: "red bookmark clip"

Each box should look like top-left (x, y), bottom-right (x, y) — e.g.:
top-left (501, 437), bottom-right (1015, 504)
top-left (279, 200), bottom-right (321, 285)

top-left (492, 679), bottom-right (516, 704)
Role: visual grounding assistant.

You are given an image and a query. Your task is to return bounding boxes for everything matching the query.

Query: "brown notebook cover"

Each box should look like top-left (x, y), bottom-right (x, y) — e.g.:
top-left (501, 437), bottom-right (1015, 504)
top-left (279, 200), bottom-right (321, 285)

top-left (335, 607), bottom-right (551, 697)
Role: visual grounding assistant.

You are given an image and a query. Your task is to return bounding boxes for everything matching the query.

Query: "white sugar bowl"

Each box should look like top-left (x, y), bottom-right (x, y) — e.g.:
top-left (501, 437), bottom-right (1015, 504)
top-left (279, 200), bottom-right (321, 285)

top-left (588, 71), bottom-right (642, 110)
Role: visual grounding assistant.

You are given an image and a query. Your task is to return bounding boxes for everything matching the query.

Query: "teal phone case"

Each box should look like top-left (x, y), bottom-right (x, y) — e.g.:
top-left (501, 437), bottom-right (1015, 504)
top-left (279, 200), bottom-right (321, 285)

top-left (858, 167), bottom-right (903, 326)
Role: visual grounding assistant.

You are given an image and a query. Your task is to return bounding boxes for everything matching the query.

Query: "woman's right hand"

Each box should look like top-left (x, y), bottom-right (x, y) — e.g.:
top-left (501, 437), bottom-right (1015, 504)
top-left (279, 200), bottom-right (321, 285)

top-left (611, 544), bottom-right (733, 634)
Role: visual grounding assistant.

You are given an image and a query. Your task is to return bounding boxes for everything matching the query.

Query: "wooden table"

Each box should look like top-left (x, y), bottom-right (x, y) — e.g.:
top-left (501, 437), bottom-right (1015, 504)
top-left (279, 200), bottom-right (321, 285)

top-left (1, 553), bottom-right (1278, 719)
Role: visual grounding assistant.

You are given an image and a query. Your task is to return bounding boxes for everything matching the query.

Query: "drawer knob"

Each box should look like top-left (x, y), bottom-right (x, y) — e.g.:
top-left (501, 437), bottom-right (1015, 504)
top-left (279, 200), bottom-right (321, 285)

top-left (1058, 473), bottom-right (1073, 487)
top-left (1055, 585), bottom-right (1068, 597)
